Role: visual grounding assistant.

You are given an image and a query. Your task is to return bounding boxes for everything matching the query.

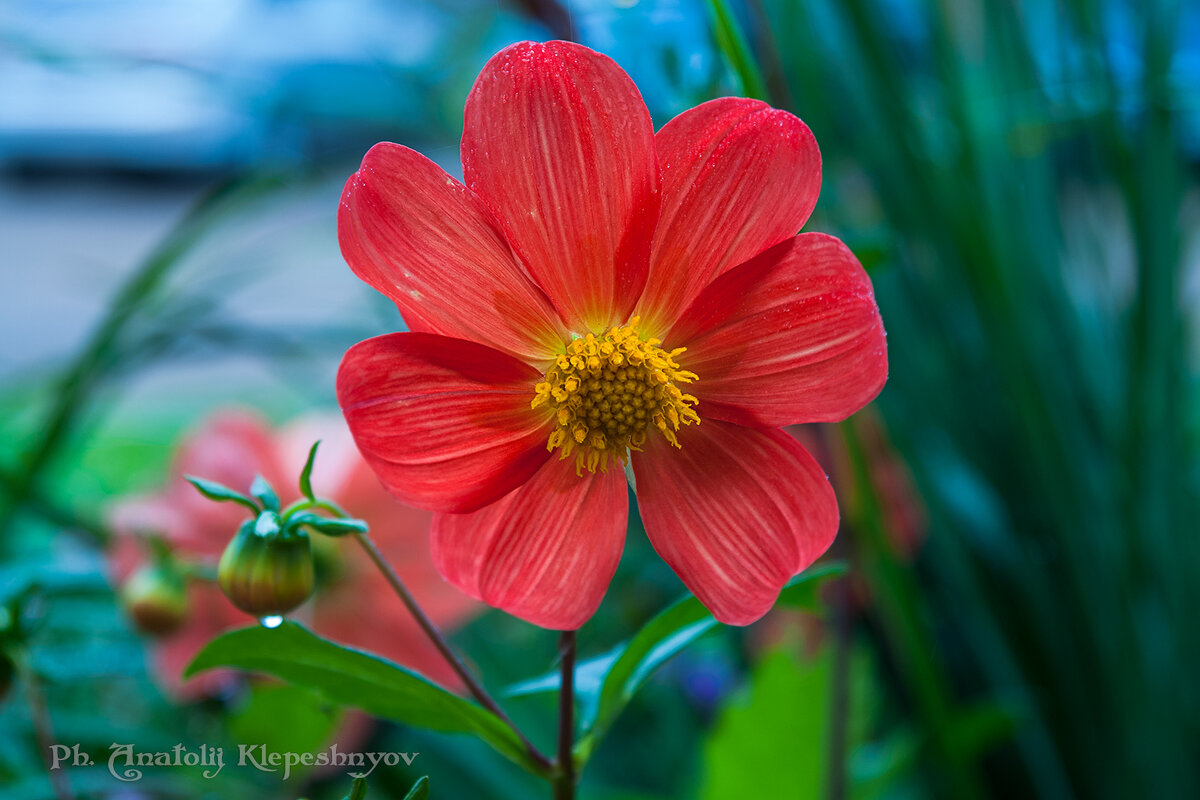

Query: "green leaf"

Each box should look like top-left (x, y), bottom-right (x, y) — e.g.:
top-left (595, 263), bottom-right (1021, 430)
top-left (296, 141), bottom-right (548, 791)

top-left (402, 776), bottom-right (430, 800)
top-left (343, 775), bottom-right (369, 800)
top-left (699, 645), bottom-right (831, 800)
top-left (506, 651), bottom-right (618, 735)
top-left (507, 652), bottom-right (617, 699)
top-left (185, 475), bottom-right (259, 513)
top-left (299, 440), bottom-right (321, 501)
top-left (506, 562), bottom-right (844, 762)
top-left (0, 558), bottom-right (110, 607)
top-left (585, 563), bottom-right (844, 747)
top-left (185, 622), bottom-right (541, 776)
top-left (776, 561), bottom-right (846, 610)
top-left (230, 684), bottom-right (340, 762)
top-left (850, 729), bottom-right (919, 800)
top-left (250, 474), bottom-right (281, 511)
top-left (945, 697), bottom-right (1024, 761)
top-left (289, 512), bottom-right (369, 537)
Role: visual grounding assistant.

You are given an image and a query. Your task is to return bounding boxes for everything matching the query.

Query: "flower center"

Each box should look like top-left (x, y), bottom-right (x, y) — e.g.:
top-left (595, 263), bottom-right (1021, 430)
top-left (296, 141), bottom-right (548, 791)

top-left (532, 317), bottom-right (700, 474)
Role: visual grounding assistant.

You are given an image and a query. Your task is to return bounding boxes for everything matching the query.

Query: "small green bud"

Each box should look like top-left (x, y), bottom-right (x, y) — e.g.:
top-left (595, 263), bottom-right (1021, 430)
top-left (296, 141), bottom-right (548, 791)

top-left (218, 516), bottom-right (315, 617)
top-left (121, 564), bottom-right (189, 636)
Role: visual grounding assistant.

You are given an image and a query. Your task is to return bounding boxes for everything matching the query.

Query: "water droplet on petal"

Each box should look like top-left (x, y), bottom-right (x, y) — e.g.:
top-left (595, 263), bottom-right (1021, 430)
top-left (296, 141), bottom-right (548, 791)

top-left (260, 615), bottom-right (284, 629)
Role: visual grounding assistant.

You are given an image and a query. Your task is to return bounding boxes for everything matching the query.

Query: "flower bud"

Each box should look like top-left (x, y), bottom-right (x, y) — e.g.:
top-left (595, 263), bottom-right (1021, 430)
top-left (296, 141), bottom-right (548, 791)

top-left (120, 564), bottom-right (189, 636)
top-left (218, 515), bottom-right (314, 617)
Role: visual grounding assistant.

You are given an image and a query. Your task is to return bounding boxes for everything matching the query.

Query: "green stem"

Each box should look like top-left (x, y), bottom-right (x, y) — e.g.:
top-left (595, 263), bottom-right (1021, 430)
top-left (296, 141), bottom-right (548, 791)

top-left (704, 0), bottom-right (770, 100)
top-left (839, 421), bottom-right (985, 800)
top-left (825, 577), bottom-right (852, 800)
top-left (15, 650), bottom-right (75, 800)
top-left (352, 531), bottom-right (554, 776)
top-left (553, 630), bottom-right (577, 800)
top-left (279, 496), bottom-right (351, 525)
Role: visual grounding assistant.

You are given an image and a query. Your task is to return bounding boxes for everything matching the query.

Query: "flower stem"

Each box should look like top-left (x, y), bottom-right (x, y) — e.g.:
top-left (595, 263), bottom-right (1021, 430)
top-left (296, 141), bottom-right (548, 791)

top-left (553, 630), bottom-right (577, 800)
top-left (15, 651), bottom-right (75, 800)
top-left (839, 422), bottom-right (986, 799)
top-left (279, 497), bottom-right (350, 525)
top-left (351, 531), bottom-right (554, 775)
top-left (825, 577), bottom-right (852, 800)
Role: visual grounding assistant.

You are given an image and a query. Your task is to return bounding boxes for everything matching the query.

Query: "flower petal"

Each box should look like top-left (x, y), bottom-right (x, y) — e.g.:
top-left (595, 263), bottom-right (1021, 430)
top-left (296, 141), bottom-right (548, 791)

top-left (432, 459), bottom-right (628, 630)
top-left (669, 233), bottom-right (887, 428)
top-left (638, 98), bottom-right (821, 332)
top-left (462, 40), bottom-right (659, 332)
top-left (337, 332), bottom-right (551, 513)
top-left (340, 142), bottom-right (566, 361)
top-left (632, 420), bottom-right (838, 626)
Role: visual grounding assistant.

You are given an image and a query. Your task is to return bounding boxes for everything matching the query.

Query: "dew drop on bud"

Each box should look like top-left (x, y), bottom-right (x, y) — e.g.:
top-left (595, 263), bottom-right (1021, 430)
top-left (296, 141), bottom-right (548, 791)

top-left (259, 615), bottom-right (284, 629)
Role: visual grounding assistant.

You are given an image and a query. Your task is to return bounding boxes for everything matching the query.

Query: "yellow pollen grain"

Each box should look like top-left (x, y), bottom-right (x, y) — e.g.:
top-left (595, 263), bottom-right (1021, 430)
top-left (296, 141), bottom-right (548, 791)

top-left (530, 317), bottom-right (700, 475)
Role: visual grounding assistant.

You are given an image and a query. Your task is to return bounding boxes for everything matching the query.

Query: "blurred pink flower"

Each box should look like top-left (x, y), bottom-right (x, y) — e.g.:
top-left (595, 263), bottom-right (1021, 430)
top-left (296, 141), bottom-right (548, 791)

top-left (789, 411), bottom-right (926, 561)
top-left (109, 410), bottom-right (480, 700)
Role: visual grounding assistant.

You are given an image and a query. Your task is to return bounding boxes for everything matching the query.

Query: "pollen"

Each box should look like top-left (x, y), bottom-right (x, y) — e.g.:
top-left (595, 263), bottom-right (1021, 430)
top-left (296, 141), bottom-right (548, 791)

top-left (531, 317), bottom-right (700, 474)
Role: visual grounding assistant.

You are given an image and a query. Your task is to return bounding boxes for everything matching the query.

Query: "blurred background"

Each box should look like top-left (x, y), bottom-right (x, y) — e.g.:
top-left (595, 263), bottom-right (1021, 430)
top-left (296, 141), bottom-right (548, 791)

top-left (1, 0), bottom-right (1197, 798)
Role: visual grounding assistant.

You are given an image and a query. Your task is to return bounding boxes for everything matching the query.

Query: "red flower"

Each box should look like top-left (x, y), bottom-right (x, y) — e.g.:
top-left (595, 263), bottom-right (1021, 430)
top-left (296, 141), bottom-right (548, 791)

top-left (336, 41), bottom-right (887, 630)
top-left (110, 411), bottom-right (479, 698)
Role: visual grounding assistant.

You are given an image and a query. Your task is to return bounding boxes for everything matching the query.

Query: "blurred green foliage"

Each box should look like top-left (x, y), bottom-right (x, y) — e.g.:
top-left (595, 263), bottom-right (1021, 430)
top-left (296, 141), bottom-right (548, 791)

top-left (745, 0), bottom-right (1198, 797)
top-left (700, 644), bottom-right (833, 799)
top-left (1, 0), bottom-right (1197, 798)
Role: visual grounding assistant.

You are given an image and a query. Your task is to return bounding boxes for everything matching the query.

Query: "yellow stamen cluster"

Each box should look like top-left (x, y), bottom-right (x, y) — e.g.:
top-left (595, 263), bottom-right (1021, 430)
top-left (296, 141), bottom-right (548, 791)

top-left (532, 317), bottom-right (700, 474)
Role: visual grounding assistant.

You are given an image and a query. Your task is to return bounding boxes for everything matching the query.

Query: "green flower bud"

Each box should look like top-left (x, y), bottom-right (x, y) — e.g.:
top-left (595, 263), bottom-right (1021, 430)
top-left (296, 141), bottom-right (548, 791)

top-left (218, 514), bottom-right (314, 617)
top-left (121, 564), bottom-right (189, 636)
